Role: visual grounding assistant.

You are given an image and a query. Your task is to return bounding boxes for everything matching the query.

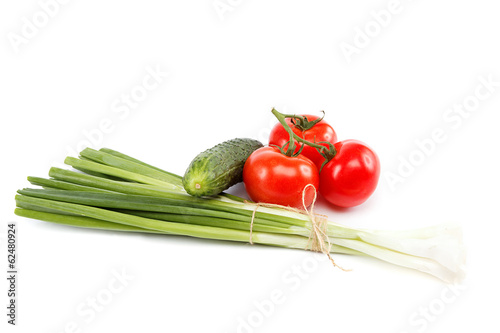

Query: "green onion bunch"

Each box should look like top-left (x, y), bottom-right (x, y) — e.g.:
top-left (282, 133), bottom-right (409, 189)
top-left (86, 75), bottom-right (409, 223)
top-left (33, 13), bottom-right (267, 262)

top-left (15, 148), bottom-right (465, 283)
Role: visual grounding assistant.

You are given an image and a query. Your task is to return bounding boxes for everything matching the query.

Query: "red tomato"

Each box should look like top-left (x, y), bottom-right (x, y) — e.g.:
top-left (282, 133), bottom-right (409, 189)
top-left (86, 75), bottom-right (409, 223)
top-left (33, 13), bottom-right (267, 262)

top-left (268, 115), bottom-right (337, 170)
top-left (319, 140), bottom-right (380, 208)
top-left (243, 147), bottom-right (319, 208)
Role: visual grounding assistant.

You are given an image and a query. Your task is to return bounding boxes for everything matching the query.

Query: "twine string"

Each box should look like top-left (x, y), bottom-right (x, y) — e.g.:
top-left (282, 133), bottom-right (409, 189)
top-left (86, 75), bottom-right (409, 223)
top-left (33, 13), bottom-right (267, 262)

top-left (301, 184), bottom-right (349, 271)
top-left (247, 184), bottom-right (349, 271)
top-left (249, 203), bottom-right (259, 245)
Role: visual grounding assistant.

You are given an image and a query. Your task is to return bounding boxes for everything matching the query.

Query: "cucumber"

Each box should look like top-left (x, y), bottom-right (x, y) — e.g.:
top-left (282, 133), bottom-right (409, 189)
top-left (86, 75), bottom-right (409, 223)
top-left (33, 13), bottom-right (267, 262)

top-left (182, 138), bottom-right (264, 197)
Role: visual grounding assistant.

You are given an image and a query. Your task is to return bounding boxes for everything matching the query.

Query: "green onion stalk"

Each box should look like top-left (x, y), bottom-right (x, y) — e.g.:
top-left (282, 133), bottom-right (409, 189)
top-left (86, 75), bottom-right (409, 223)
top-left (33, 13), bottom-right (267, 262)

top-left (14, 147), bottom-right (465, 283)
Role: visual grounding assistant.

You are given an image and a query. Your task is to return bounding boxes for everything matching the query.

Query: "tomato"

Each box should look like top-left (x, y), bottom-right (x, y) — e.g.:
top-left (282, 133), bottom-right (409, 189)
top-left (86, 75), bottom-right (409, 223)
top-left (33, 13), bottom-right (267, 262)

top-left (268, 115), bottom-right (337, 170)
top-left (319, 140), bottom-right (380, 208)
top-left (243, 147), bottom-right (319, 208)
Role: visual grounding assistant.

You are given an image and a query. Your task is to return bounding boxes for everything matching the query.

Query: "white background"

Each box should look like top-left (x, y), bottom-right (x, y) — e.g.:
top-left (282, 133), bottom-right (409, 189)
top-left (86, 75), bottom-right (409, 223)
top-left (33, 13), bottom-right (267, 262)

top-left (1, 1), bottom-right (500, 332)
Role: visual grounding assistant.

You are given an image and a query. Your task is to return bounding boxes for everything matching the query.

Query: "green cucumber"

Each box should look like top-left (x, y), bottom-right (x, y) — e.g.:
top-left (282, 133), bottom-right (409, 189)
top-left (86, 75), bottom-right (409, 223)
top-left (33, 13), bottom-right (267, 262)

top-left (183, 138), bottom-right (264, 197)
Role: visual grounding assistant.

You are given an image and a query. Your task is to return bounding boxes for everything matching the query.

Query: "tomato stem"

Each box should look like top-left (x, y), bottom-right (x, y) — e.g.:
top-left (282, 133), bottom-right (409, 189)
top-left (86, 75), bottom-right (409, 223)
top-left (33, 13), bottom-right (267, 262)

top-left (280, 111), bottom-right (326, 131)
top-left (271, 108), bottom-right (337, 166)
top-left (271, 109), bottom-right (298, 157)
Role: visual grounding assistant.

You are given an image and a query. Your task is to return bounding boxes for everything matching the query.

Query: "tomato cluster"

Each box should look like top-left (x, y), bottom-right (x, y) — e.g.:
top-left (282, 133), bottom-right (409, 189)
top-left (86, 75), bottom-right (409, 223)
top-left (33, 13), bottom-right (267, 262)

top-left (243, 112), bottom-right (380, 208)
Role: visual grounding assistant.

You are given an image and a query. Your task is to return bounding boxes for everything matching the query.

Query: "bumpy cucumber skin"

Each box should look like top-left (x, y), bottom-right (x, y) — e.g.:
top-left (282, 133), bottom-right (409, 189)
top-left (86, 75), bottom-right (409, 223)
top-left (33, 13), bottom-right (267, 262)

top-left (183, 138), bottom-right (264, 197)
